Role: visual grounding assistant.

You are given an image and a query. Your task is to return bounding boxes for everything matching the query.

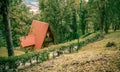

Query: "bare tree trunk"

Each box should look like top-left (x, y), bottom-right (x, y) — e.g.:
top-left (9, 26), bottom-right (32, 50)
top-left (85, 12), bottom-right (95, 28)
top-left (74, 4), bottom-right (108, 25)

top-left (99, 0), bottom-right (106, 37)
top-left (104, 0), bottom-right (109, 34)
top-left (2, 0), bottom-right (14, 56)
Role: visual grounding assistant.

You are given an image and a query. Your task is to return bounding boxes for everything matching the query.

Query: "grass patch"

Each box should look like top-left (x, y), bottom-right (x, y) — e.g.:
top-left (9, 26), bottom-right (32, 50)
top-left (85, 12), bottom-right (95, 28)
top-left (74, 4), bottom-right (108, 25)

top-left (0, 47), bottom-right (8, 57)
top-left (0, 47), bottom-right (25, 57)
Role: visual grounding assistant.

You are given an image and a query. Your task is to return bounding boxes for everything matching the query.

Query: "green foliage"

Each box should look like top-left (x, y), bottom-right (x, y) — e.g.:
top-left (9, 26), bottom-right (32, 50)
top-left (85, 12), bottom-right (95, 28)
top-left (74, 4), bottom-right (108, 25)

top-left (0, 37), bottom-right (6, 47)
top-left (10, 3), bottom-right (33, 46)
top-left (81, 32), bottom-right (92, 38)
top-left (0, 0), bottom-right (120, 70)
top-left (87, 0), bottom-right (120, 33)
top-left (0, 32), bottom-right (101, 71)
top-left (0, 0), bottom-right (33, 47)
top-left (38, 0), bottom-right (81, 43)
top-left (0, 0), bottom-right (120, 47)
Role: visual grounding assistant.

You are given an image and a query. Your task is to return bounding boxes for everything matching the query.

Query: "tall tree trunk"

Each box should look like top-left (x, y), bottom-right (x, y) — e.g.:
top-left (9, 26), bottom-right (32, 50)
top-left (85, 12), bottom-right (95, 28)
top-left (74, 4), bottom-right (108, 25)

top-left (71, 8), bottom-right (77, 39)
top-left (118, 16), bottom-right (120, 30)
top-left (81, 10), bottom-right (86, 35)
top-left (99, 0), bottom-right (106, 37)
top-left (104, 0), bottom-right (109, 34)
top-left (2, 0), bottom-right (14, 56)
top-left (104, 22), bottom-right (109, 33)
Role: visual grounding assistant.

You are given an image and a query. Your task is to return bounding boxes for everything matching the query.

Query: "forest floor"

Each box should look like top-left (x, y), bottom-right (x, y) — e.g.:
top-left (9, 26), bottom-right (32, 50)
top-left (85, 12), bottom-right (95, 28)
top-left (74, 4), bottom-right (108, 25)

top-left (19, 31), bottom-right (120, 72)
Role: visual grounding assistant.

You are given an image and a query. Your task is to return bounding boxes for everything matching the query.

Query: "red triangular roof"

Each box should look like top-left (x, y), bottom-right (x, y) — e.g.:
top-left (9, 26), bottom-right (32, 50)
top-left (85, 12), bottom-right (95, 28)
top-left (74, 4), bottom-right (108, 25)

top-left (20, 20), bottom-right (49, 50)
top-left (20, 33), bottom-right (35, 47)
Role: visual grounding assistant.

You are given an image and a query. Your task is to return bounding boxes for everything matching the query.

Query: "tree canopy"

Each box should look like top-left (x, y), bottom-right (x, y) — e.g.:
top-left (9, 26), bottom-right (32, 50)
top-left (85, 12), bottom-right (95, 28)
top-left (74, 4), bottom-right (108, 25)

top-left (0, 0), bottom-right (120, 56)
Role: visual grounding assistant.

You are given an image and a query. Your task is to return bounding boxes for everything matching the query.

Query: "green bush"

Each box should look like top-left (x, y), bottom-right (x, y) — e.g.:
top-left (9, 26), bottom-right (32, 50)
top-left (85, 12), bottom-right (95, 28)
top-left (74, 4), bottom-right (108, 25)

top-left (0, 32), bottom-right (101, 71)
top-left (0, 37), bottom-right (6, 47)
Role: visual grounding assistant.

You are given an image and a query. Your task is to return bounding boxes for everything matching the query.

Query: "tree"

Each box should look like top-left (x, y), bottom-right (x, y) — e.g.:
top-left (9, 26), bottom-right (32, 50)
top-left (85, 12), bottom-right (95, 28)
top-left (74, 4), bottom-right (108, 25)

top-left (38, 0), bottom-right (81, 43)
top-left (87, 0), bottom-right (120, 34)
top-left (1, 0), bottom-right (14, 56)
top-left (10, 2), bottom-right (33, 46)
top-left (98, 0), bottom-right (106, 34)
top-left (88, 0), bottom-right (106, 34)
top-left (108, 0), bottom-right (120, 31)
top-left (80, 1), bottom-right (88, 35)
top-left (0, 0), bottom-right (34, 47)
top-left (86, 0), bottom-right (100, 33)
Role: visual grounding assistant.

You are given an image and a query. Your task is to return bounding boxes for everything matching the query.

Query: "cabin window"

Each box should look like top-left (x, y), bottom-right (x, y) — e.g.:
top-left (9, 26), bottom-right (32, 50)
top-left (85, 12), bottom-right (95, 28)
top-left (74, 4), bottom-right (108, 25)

top-left (46, 32), bottom-right (50, 38)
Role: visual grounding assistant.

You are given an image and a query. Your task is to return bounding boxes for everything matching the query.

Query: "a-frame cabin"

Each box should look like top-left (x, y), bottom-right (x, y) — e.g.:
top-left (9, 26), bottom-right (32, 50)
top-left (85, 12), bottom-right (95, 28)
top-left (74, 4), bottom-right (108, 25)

top-left (20, 20), bottom-right (55, 50)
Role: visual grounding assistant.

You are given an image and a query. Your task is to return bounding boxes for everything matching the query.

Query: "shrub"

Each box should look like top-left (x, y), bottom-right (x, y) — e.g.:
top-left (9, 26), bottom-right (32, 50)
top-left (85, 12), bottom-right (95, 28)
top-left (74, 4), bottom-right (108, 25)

top-left (0, 32), bottom-right (101, 71)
